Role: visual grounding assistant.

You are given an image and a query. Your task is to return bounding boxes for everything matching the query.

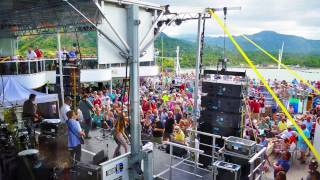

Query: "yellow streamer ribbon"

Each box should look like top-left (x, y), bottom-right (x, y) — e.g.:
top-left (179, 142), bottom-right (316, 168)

top-left (208, 9), bottom-right (320, 161)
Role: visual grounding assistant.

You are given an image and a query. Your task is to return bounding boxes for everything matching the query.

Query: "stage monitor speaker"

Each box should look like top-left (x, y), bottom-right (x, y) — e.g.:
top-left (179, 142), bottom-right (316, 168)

top-left (202, 81), bottom-right (243, 98)
top-left (224, 154), bottom-right (253, 180)
top-left (165, 141), bottom-right (188, 158)
top-left (213, 161), bottom-right (241, 180)
top-left (76, 162), bottom-right (101, 180)
top-left (200, 110), bottom-right (242, 129)
top-left (201, 96), bottom-right (242, 113)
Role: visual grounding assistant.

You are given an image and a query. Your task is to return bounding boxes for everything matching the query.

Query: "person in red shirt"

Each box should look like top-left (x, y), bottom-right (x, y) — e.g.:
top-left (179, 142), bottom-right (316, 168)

top-left (252, 99), bottom-right (261, 121)
top-left (150, 100), bottom-right (157, 111)
top-left (34, 47), bottom-right (43, 59)
top-left (258, 94), bottom-right (265, 115)
top-left (142, 99), bottom-right (150, 113)
top-left (179, 83), bottom-right (185, 91)
top-left (93, 95), bottom-right (102, 107)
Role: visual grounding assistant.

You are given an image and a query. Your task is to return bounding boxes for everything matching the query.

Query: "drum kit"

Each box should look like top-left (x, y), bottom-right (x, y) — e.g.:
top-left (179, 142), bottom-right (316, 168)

top-left (0, 119), bottom-right (32, 151)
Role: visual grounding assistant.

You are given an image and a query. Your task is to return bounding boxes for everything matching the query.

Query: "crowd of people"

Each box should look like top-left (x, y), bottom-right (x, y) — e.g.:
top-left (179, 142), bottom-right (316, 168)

top-left (244, 78), bottom-right (320, 179)
top-left (64, 74), bottom-right (320, 179)
top-left (20, 71), bottom-right (320, 179)
top-left (70, 73), bottom-right (196, 156)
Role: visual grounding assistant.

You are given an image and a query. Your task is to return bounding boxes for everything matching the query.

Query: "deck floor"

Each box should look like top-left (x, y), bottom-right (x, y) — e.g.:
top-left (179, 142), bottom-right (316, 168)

top-left (34, 128), bottom-right (312, 180)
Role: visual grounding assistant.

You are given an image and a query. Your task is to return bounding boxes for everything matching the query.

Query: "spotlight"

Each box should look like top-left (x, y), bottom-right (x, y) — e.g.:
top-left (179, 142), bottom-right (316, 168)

top-left (175, 19), bottom-right (182, 26)
top-left (157, 21), bottom-right (163, 28)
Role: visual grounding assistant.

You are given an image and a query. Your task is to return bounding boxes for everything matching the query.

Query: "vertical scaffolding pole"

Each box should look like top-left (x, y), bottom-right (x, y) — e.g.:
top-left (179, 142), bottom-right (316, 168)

top-left (192, 14), bottom-right (203, 123)
top-left (57, 30), bottom-right (64, 105)
top-left (127, 5), bottom-right (141, 180)
top-left (176, 46), bottom-right (180, 76)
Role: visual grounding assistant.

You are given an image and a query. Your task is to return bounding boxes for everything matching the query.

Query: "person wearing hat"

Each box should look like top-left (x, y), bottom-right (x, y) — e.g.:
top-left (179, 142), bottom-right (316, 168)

top-left (60, 96), bottom-right (72, 123)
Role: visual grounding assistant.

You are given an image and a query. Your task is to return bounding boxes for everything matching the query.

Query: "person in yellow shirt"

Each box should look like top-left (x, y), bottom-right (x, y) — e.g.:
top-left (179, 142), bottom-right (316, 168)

top-left (173, 126), bottom-right (185, 144)
top-left (278, 118), bottom-right (288, 132)
top-left (162, 91), bottom-right (169, 103)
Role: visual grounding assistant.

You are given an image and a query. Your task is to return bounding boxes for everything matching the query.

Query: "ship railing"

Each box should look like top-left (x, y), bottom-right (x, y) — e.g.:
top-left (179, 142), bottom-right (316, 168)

top-left (0, 58), bottom-right (101, 75)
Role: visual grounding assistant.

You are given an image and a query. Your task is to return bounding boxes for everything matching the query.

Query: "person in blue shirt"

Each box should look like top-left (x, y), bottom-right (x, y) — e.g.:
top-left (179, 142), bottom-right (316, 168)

top-left (273, 151), bottom-right (291, 177)
top-left (66, 110), bottom-right (85, 166)
top-left (303, 116), bottom-right (313, 133)
top-left (258, 134), bottom-right (268, 148)
top-left (292, 78), bottom-right (298, 85)
top-left (68, 47), bottom-right (77, 58)
top-left (297, 124), bottom-right (310, 164)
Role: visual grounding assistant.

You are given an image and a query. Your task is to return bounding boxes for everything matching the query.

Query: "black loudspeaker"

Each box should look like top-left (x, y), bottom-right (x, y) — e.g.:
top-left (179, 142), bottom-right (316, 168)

top-left (225, 154), bottom-right (251, 180)
top-left (165, 141), bottom-right (188, 158)
top-left (200, 110), bottom-right (242, 128)
top-left (201, 96), bottom-right (242, 113)
top-left (198, 122), bottom-right (223, 167)
top-left (202, 81), bottom-right (243, 98)
top-left (212, 126), bottom-right (241, 137)
top-left (40, 122), bottom-right (62, 137)
top-left (213, 161), bottom-right (241, 180)
top-left (76, 162), bottom-right (101, 180)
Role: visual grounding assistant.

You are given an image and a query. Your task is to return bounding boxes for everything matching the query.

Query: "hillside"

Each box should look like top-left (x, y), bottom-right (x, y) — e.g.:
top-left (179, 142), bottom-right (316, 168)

top-left (176, 31), bottom-right (320, 54)
top-left (156, 32), bottom-right (320, 68)
top-left (18, 31), bottom-right (97, 57)
top-left (16, 31), bottom-right (320, 68)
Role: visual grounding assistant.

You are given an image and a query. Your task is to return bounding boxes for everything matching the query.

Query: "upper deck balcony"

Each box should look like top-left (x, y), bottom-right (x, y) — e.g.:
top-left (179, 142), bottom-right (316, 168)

top-left (0, 58), bottom-right (159, 89)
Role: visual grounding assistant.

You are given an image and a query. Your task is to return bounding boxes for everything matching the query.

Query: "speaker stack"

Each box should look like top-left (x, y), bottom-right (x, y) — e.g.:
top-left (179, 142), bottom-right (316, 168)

top-left (198, 80), bottom-right (245, 167)
top-left (55, 65), bottom-right (80, 101)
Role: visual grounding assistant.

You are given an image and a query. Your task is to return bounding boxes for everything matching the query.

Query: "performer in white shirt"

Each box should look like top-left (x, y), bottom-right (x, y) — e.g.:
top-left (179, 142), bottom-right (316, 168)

top-left (60, 96), bottom-right (72, 123)
top-left (26, 47), bottom-right (37, 60)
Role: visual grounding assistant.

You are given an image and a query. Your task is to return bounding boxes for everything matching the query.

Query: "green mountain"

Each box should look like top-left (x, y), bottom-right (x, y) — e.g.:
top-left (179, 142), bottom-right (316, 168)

top-left (176, 31), bottom-right (320, 54)
top-left (17, 31), bottom-right (97, 57)
top-left (17, 31), bottom-right (320, 68)
top-left (156, 32), bottom-right (320, 68)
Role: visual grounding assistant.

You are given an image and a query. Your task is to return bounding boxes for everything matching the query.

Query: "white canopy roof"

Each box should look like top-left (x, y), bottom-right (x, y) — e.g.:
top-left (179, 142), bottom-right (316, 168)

top-left (0, 77), bottom-right (58, 107)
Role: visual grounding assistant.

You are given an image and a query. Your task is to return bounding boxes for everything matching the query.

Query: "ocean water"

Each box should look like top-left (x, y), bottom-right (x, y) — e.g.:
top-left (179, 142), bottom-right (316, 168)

top-left (181, 68), bottom-right (320, 81)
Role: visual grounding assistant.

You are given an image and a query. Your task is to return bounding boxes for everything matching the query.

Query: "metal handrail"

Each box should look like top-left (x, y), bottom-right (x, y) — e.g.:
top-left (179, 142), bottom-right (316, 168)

top-left (164, 142), bottom-right (205, 180)
top-left (165, 141), bottom-right (204, 154)
top-left (188, 129), bottom-right (223, 139)
top-left (0, 57), bottom-right (98, 63)
top-left (249, 147), bottom-right (266, 164)
top-left (0, 58), bottom-right (101, 75)
top-left (248, 147), bottom-right (267, 180)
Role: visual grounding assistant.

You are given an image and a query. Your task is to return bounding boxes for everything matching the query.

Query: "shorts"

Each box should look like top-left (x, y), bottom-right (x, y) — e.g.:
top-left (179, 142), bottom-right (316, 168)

top-left (260, 107), bottom-right (265, 113)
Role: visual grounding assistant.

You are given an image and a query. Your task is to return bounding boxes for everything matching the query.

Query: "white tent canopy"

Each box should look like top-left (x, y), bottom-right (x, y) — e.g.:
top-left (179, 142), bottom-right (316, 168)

top-left (0, 77), bottom-right (58, 107)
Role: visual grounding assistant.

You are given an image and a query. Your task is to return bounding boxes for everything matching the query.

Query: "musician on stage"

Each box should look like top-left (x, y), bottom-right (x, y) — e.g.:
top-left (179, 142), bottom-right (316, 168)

top-left (22, 94), bottom-right (40, 146)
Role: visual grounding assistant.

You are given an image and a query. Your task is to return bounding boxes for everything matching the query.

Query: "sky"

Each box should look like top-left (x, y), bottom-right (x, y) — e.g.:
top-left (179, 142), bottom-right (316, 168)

top-left (144, 0), bottom-right (320, 40)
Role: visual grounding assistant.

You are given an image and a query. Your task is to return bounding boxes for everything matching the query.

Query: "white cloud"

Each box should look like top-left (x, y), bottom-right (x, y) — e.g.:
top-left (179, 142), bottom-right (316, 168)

top-left (144, 0), bottom-right (320, 39)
